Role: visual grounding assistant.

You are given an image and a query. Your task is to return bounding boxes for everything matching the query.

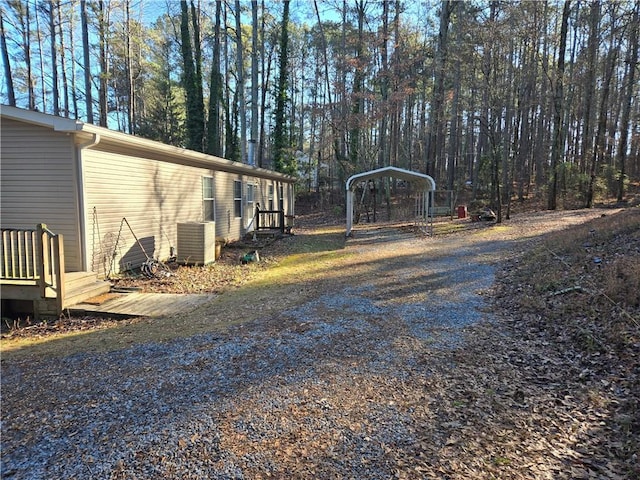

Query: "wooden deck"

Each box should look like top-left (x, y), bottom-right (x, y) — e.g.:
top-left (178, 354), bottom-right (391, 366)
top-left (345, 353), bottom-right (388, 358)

top-left (69, 292), bottom-right (218, 318)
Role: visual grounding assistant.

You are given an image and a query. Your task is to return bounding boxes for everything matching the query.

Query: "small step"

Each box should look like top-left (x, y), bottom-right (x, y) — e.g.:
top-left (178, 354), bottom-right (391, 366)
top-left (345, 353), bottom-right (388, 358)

top-left (63, 273), bottom-right (112, 309)
top-left (65, 271), bottom-right (102, 291)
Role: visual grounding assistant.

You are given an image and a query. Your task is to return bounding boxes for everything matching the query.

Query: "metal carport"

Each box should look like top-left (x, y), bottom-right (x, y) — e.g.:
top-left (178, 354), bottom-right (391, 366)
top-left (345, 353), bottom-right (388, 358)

top-left (345, 166), bottom-right (436, 237)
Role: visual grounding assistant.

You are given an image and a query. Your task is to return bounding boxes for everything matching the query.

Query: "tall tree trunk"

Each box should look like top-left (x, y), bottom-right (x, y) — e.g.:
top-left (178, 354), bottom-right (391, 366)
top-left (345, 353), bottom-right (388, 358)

top-left (191, 0), bottom-right (204, 148)
top-left (125, 0), bottom-right (134, 133)
top-left (249, 0), bottom-right (259, 166)
top-left (258, 0), bottom-right (273, 168)
top-left (426, 0), bottom-right (455, 177)
top-left (586, 8), bottom-right (620, 208)
top-left (48, 0), bottom-right (59, 115)
top-left (0, 7), bottom-right (16, 106)
top-left (35, 3), bottom-right (46, 110)
top-left (16, 2), bottom-right (37, 110)
top-left (547, 0), bottom-right (570, 211)
top-left (180, 0), bottom-right (203, 151)
top-left (392, 0), bottom-right (402, 171)
top-left (207, 0), bottom-right (223, 156)
top-left (68, 3), bottom-right (78, 118)
top-left (580, 1), bottom-right (599, 175)
top-left (447, 10), bottom-right (461, 192)
top-left (616, 3), bottom-right (638, 201)
top-left (534, 2), bottom-right (549, 191)
top-left (235, 0), bottom-right (247, 163)
top-left (516, 36), bottom-right (534, 201)
top-left (97, 1), bottom-right (109, 127)
top-left (375, 0), bottom-right (389, 172)
top-left (223, 4), bottom-right (237, 160)
top-left (502, 36), bottom-right (516, 206)
top-left (313, 0), bottom-right (342, 176)
top-left (273, 0), bottom-right (292, 174)
top-left (56, 0), bottom-right (69, 117)
top-left (474, 2), bottom-right (493, 202)
top-left (81, 0), bottom-right (93, 122)
top-left (350, 0), bottom-right (365, 170)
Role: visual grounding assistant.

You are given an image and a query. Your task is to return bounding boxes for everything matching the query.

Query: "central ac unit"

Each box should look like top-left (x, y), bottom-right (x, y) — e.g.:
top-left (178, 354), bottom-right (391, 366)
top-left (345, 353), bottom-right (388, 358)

top-left (177, 222), bottom-right (216, 265)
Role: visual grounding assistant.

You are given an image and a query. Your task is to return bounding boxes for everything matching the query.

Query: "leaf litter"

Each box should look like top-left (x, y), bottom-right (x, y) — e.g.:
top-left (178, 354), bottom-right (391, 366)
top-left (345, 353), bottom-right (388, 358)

top-left (1, 207), bottom-right (638, 479)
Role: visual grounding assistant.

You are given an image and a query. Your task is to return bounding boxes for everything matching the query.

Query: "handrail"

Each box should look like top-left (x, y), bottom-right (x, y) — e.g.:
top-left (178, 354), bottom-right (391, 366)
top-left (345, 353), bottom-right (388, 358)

top-left (1, 228), bottom-right (39, 279)
top-left (255, 206), bottom-right (285, 233)
top-left (1, 224), bottom-right (65, 315)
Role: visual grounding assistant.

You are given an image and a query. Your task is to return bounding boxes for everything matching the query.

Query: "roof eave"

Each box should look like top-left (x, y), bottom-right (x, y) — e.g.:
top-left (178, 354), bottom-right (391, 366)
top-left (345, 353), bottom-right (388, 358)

top-left (75, 123), bottom-right (295, 182)
top-left (1, 105), bottom-right (295, 183)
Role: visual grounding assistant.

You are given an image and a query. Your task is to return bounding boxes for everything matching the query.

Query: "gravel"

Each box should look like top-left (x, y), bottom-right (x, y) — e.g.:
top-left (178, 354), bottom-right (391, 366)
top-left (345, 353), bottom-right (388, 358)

top-left (1, 209), bottom-right (617, 479)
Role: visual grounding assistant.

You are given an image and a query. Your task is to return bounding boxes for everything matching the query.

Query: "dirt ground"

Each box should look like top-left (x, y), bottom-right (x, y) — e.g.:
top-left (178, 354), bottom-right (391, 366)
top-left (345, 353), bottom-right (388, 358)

top-left (1, 208), bottom-right (638, 479)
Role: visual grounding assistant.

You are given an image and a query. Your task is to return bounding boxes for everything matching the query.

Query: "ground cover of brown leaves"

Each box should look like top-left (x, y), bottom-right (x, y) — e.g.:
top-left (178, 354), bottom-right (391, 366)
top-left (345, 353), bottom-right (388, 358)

top-left (207, 208), bottom-right (639, 479)
top-left (2, 206), bottom-right (639, 479)
top-left (110, 241), bottom-right (280, 294)
top-left (485, 208), bottom-right (640, 478)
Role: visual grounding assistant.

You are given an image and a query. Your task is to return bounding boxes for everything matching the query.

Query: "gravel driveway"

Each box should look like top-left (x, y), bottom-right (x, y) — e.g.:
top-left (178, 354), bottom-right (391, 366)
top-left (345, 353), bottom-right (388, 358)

top-left (0, 210), bottom-right (614, 479)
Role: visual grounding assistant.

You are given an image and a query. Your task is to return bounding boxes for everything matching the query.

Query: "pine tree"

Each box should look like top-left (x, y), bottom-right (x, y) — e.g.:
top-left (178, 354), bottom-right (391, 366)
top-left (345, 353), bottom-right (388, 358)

top-left (180, 0), bottom-right (204, 151)
top-left (272, 0), bottom-right (296, 175)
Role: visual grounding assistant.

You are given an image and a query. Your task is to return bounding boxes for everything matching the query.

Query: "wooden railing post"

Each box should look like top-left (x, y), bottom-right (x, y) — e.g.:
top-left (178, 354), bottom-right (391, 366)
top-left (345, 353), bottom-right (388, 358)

top-left (37, 223), bottom-right (48, 298)
top-left (36, 223), bottom-right (65, 315)
top-left (256, 205), bottom-right (261, 231)
top-left (53, 234), bottom-right (65, 315)
top-left (279, 210), bottom-right (285, 233)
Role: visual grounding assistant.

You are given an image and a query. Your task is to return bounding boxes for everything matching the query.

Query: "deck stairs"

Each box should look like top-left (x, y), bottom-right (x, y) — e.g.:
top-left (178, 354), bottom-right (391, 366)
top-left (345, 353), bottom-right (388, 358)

top-left (63, 272), bottom-right (112, 308)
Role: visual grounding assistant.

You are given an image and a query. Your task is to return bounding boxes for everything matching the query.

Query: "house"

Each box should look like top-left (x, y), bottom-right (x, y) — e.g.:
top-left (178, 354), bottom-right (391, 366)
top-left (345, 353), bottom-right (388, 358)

top-left (0, 105), bottom-right (296, 316)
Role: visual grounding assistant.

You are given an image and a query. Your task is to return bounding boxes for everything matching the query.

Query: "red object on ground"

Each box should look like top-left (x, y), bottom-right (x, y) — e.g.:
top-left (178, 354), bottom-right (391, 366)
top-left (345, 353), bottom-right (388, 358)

top-left (457, 205), bottom-right (467, 219)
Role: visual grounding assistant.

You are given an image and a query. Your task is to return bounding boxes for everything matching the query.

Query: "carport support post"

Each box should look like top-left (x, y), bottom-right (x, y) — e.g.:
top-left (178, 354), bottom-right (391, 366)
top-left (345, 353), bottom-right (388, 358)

top-left (427, 190), bottom-right (434, 234)
top-left (346, 189), bottom-right (354, 237)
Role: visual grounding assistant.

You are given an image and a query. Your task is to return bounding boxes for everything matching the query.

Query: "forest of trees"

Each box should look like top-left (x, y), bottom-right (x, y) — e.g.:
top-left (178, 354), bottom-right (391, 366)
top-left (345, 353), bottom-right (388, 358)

top-left (1, 0), bottom-right (639, 213)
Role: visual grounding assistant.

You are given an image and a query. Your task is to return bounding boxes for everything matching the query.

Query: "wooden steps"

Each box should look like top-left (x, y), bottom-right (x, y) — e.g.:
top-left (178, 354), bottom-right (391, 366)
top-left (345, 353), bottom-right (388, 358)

top-left (63, 272), bottom-right (111, 309)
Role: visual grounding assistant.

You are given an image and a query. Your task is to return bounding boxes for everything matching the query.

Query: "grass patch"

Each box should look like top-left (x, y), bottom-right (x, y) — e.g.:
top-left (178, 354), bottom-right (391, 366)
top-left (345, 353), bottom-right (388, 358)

top-left (0, 230), bottom-right (352, 361)
top-left (432, 221), bottom-right (469, 235)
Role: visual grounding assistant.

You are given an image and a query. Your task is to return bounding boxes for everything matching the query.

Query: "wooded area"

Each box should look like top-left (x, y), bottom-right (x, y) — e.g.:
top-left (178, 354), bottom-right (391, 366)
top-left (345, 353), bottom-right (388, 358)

top-left (2, 0), bottom-right (639, 211)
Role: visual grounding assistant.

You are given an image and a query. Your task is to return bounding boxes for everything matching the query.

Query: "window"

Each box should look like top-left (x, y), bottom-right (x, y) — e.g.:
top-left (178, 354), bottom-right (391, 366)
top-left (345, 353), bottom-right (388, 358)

top-left (279, 185), bottom-right (284, 211)
top-left (246, 183), bottom-right (256, 217)
top-left (268, 185), bottom-right (274, 210)
top-left (234, 180), bottom-right (242, 218)
top-left (203, 176), bottom-right (215, 221)
top-left (246, 183), bottom-right (255, 205)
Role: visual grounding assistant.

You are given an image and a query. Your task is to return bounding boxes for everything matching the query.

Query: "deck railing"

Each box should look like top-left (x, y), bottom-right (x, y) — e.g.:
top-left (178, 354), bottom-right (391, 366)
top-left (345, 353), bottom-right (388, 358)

top-left (255, 206), bottom-right (285, 233)
top-left (1, 224), bottom-right (65, 314)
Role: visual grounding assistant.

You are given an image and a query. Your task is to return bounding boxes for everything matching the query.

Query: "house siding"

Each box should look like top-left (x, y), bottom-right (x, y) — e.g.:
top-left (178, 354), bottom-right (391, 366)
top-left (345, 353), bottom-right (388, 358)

top-left (82, 149), bottom-right (213, 276)
top-left (0, 117), bottom-right (82, 271)
top-left (1, 107), bottom-right (296, 277)
top-left (212, 175), bottom-right (290, 241)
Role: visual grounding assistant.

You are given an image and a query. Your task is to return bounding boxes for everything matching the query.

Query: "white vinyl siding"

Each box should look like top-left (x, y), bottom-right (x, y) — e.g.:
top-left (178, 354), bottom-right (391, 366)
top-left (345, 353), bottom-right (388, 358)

top-left (82, 150), bottom-right (211, 276)
top-left (0, 118), bottom-right (82, 271)
top-left (0, 108), bottom-right (296, 276)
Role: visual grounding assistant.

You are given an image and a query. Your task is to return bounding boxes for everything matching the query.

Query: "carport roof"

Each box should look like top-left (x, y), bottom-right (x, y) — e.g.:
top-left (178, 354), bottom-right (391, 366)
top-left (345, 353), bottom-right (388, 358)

top-left (346, 166), bottom-right (436, 191)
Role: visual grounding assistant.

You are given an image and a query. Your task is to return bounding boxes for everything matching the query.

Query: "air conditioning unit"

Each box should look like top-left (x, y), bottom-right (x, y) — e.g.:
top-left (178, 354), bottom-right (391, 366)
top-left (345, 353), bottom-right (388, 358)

top-left (177, 222), bottom-right (216, 265)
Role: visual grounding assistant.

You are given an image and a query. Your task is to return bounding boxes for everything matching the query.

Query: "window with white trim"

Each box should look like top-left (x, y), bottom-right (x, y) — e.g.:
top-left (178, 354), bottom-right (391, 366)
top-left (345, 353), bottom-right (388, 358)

top-left (203, 176), bottom-right (215, 221)
top-left (233, 180), bottom-right (242, 218)
top-left (279, 185), bottom-right (284, 211)
top-left (245, 183), bottom-right (257, 220)
top-left (268, 185), bottom-right (274, 210)
top-left (246, 183), bottom-right (256, 205)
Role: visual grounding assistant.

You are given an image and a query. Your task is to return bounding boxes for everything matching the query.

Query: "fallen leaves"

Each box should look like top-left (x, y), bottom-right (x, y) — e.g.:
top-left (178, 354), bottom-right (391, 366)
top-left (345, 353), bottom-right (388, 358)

top-left (2, 208), bottom-right (638, 479)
